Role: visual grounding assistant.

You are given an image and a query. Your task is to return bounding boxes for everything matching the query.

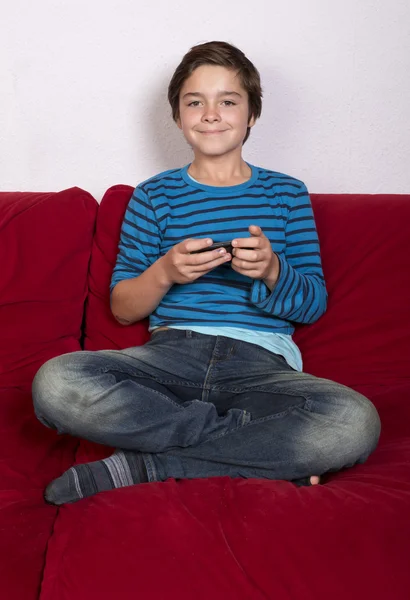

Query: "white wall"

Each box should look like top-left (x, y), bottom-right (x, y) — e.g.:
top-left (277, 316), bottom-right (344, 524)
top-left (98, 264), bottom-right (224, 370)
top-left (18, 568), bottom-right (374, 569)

top-left (1, 0), bottom-right (409, 199)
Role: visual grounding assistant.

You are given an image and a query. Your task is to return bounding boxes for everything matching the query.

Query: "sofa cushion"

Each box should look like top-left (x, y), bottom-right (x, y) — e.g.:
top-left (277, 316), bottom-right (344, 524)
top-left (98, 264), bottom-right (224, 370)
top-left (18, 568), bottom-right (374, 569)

top-left (39, 455), bottom-right (410, 600)
top-left (0, 388), bottom-right (76, 600)
top-left (0, 188), bottom-right (98, 389)
top-left (294, 194), bottom-right (410, 392)
top-left (84, 185), bottom-right (150, 352)
top-left (0, 487), bottom-right (58, 600)
top-left (0, 189), bottom-right (97, 600)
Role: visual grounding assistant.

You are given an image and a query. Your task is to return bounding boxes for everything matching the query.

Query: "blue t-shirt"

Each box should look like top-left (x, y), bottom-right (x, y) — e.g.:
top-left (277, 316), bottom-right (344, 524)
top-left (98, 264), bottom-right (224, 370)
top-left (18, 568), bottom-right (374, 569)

top-left (111, 164), bottom-right (327, 370)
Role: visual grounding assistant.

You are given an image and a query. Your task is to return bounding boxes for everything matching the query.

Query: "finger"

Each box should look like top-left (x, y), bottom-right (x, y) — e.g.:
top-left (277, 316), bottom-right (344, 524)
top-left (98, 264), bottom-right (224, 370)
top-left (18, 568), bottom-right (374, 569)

top-left (232, 248), bottom-right (260, 262)
top-left (232, 237), bottom-right (261, 249)
top-left (231, 262), bottom-right (259, 276)
top-left (250, 225), bottom-right (267, 237)
top-left (184, 238), bottom-right (213, 254)
top-left (191, 251), bottom-right (232, 271)
top-left (232, 257), bottom-right (261, 271)
top-left (187, 247), bottom-right (231, 267)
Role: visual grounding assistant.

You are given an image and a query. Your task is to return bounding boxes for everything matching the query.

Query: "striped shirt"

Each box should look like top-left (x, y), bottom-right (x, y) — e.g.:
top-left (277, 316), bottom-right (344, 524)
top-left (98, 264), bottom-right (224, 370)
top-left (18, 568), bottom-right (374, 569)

top-left (110, 164), bottom-right (327, 340)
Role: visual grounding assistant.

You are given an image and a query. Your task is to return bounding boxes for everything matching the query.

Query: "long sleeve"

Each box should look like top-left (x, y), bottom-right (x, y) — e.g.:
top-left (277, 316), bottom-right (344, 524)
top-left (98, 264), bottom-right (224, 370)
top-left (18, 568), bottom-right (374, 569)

top-left (250, 183), bottom-right (327, 324)
top-left (110, 187), bottom-right (161, 293)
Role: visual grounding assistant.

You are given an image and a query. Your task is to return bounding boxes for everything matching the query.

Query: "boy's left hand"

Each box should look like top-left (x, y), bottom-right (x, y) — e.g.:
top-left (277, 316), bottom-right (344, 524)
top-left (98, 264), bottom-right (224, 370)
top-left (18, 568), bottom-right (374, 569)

top-left (231, 225), bottom-right (280, 288)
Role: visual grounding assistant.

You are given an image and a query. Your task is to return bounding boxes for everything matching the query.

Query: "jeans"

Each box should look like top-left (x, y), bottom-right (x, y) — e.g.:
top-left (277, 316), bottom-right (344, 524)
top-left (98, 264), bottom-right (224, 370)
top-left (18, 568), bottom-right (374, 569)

top-left (32, 329), bottom-right (381, 483)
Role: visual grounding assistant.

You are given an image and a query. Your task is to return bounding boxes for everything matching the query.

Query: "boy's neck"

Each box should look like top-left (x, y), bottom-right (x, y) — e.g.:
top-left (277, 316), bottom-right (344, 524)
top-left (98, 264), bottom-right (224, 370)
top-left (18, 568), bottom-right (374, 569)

top-left (188, 155), bottom-right (252, 187)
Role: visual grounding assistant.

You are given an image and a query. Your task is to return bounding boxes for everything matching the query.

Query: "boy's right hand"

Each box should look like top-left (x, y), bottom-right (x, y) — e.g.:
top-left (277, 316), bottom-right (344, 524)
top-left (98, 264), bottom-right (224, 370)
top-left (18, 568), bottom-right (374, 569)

top-left (160, 238), bottom-right (232, 285)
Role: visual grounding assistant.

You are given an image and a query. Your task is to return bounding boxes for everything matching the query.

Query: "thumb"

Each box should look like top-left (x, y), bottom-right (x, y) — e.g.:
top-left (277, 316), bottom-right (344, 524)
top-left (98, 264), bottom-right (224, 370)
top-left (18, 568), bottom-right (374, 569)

top-left (249, 224), bottom-right (264, 237)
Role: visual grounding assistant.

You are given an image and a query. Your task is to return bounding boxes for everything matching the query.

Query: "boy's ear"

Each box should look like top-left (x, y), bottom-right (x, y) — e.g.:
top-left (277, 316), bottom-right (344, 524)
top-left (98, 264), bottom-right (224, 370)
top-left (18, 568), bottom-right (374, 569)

top-left (248, 114), bottom-right (256, 128)
top-left (176, 115), bottom-right (182, 130)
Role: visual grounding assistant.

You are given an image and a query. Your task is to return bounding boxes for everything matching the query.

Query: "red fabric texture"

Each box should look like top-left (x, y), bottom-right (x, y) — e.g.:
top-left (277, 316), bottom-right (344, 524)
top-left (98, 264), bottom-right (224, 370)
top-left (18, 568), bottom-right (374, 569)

top-left (39, 468), bottom-right (410, 600)
top-left (294, 194), bottom-right (410, 394)
top-left (0, 487), bottom-right (57, 600)
top-left (0, 389), bottom-right (78, 600)
top-left (1, 188), bottom-right (410, 599)
top-left (83, 185), bottom-right (150, 352)
top-left (0, 189), bottom-right (97, 599)
top-left (0, 188), bottom-right (98, 389)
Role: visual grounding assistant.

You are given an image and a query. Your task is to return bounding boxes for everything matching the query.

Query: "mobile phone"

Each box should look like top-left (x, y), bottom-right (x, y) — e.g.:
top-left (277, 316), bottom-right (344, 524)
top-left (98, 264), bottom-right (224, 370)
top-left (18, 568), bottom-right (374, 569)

top-left (191, 241), bottom-right (233, 254)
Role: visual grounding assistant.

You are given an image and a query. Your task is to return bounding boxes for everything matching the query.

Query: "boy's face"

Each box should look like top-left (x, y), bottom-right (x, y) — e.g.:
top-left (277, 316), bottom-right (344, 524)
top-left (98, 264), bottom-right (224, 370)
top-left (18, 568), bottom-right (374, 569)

top-left (177, 65), bottom-right (255, 160)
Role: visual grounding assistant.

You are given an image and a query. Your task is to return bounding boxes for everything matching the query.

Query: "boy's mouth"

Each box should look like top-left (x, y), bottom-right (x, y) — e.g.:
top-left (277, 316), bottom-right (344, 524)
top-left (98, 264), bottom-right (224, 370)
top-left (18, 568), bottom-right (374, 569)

top-left (199, 130), bottom-right (227, 135)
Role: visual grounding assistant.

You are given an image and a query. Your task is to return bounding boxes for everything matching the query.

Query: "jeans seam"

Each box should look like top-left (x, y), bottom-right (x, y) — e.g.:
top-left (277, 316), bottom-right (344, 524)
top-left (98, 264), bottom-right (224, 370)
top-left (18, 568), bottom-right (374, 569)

top-left (141, 453), bottom-right (158, 482)
top-left (101, 366), bottom-right (205, 390)
top-left (201, 336), bottom-right (220, 403)
top-left (211, 383), bottom-right (313, 400)
top-left (148, 380), bottom-right (203, 388)
top-left (101, 366), bottom-right (207, 409)
top-left (202, 403), bottom-right (308, 444)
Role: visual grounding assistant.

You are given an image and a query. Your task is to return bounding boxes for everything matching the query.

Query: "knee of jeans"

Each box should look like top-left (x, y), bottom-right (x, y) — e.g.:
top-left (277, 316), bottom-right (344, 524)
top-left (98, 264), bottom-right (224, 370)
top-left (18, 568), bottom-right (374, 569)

top-left (345, 393), bottom-right (381, 459)
top-left (32, 353), bottom-right (81, 428)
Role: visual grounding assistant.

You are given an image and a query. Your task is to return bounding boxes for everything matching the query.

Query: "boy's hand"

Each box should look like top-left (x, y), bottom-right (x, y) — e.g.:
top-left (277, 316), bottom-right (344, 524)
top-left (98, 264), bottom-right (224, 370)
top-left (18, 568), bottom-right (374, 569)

top-left (231, 225), bottom-right (280, 289)
top-left (161, 237), bottom-right (232, 285)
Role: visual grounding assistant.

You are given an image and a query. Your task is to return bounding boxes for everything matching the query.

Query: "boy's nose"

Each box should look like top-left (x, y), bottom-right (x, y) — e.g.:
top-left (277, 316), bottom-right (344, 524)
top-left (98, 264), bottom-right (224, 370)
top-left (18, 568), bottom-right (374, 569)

top-left (202, 107), bottom-right (221, 122)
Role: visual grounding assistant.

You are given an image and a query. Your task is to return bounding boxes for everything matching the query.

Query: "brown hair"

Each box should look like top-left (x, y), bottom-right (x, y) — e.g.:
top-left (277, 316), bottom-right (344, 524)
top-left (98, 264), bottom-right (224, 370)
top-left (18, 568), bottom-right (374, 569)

top-left (168, 41), bottom-right (263, 144)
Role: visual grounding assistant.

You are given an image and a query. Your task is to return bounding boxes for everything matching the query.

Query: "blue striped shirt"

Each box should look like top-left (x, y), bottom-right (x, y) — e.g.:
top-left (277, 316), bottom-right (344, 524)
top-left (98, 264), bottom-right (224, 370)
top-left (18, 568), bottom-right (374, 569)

top-left (111, 164), bottom-right (327, 343)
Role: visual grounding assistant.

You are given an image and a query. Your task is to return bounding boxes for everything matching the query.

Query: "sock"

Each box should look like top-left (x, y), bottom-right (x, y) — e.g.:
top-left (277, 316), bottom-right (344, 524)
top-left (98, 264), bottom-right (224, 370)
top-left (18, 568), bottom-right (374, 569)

top-left (44, 450), bottom-right (148, 505)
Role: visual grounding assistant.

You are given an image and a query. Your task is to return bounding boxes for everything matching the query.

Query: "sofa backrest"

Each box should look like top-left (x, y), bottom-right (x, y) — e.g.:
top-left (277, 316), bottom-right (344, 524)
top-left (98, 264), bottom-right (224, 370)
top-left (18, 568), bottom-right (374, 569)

top-left (3, 185), bottom-right (406, 394)
top-left (86, 187), bottom-right (410, 396)
top-left (294, 193), bottom-right (410, 394)
top-left (0, 188), bottom-right (97, 389)
top-left (83, 185), bottom-right (150, 352)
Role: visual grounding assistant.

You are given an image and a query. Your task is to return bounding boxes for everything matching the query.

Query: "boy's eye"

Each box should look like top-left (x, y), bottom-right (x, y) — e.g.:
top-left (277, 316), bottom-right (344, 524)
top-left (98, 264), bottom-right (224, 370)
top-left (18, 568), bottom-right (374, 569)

top-left (186, 100), bottom-right (236, 107)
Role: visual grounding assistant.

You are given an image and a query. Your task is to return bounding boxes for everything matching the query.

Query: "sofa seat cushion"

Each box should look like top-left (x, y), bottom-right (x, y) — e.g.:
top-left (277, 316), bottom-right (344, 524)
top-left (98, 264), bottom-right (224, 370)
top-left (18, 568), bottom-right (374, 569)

top-left (39, 439), bottom-right (410, 600)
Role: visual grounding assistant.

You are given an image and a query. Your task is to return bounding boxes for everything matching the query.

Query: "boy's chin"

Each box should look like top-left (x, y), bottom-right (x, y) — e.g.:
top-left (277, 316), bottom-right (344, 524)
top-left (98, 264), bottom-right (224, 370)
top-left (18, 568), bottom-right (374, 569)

top-left (191, 143), bottom-right (243, 159)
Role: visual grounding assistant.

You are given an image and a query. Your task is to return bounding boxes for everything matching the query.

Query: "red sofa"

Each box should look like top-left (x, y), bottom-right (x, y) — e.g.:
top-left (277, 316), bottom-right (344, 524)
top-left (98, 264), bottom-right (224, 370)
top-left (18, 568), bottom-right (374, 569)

top-left (1, 185), bottom-right (410, 600)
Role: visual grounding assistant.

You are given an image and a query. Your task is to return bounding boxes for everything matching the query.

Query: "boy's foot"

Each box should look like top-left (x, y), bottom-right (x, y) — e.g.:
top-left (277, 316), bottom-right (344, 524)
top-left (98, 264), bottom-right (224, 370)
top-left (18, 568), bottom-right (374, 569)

top-left (44, 450), bottom-right (148, 505)
top-left (45, 453), bottom-right (322, 504)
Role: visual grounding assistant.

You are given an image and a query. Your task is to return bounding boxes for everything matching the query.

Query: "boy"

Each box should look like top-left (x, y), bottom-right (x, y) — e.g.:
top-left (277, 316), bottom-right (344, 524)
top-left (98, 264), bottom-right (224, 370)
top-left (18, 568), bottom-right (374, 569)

top-left (32, 41), bottom-right (381, 505)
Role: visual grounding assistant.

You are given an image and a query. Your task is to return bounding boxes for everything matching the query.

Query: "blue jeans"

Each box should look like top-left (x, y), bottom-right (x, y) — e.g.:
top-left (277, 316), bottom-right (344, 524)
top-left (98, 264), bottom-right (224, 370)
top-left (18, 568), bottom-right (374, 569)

top-left (32, 329), bottom-right (381, 483)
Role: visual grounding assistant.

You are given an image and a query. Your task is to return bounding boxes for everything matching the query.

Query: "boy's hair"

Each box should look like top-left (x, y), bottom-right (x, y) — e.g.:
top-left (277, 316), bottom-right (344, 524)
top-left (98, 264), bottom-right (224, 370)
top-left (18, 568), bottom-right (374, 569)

top-left (168, 41), bottom-right (263, 144)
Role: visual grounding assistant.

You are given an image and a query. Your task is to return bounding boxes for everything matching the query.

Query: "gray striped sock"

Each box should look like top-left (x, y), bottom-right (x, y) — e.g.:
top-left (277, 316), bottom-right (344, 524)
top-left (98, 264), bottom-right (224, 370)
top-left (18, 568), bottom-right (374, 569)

top-left (44, 450), bottom-right (148, 505)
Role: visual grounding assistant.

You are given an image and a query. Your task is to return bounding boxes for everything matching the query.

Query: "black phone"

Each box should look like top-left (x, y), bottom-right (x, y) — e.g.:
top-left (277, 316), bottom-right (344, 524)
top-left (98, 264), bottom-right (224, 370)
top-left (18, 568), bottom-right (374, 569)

top-left (191, 241), bottom-right (233, 255)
